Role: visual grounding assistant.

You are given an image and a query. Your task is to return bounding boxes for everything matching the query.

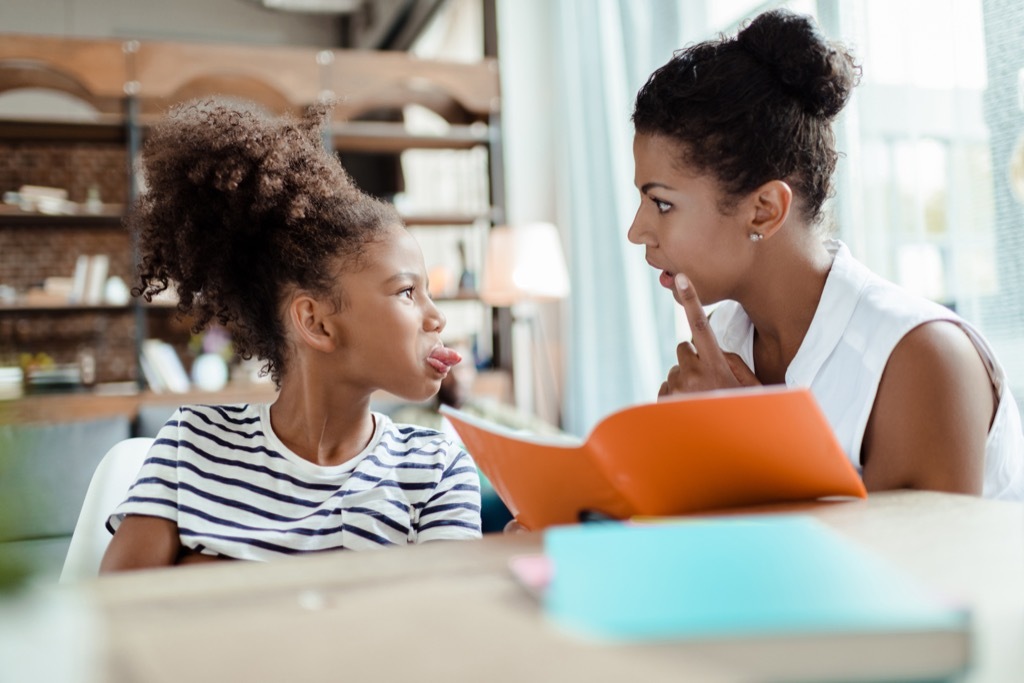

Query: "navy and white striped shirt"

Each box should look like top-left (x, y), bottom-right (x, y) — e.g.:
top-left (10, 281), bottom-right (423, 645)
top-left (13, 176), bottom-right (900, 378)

top-left (107, 403), bottom-right (482, 559)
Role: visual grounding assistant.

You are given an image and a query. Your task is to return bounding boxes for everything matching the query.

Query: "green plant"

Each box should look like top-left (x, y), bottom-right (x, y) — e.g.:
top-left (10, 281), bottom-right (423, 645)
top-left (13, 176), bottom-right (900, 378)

top-left (0, 409), bottom-right (33, 593)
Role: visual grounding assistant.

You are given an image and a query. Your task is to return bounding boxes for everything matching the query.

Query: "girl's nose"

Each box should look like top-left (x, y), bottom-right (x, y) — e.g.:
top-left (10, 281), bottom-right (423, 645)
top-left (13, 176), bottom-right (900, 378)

top-left (425, 298), bottom-right (446, 332)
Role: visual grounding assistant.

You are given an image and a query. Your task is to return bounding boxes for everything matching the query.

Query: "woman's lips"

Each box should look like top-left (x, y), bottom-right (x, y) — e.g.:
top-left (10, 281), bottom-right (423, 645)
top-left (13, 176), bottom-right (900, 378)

top-left (426, 346), bottom-right (462, 374)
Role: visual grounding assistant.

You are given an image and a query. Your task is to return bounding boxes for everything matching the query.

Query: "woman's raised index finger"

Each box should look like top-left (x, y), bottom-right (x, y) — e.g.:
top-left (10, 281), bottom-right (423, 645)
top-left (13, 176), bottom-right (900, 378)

top-left (674, 273), bottom-right (722, 358)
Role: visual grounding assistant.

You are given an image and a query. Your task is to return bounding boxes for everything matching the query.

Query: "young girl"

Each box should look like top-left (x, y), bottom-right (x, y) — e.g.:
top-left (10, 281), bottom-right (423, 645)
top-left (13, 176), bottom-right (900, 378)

top-left (630, 9), bottom-right (1024, 498)
top-left (101, 99), bottom-right (481, 572)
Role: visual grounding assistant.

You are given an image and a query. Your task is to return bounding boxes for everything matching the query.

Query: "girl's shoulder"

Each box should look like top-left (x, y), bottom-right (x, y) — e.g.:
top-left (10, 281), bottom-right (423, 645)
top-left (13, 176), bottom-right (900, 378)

top-left (375, 413), bottom-right (461, 458)
top-left (174, 402), bottom-right (264, 424)
top-left (159, 402), bottom-right (267, 445)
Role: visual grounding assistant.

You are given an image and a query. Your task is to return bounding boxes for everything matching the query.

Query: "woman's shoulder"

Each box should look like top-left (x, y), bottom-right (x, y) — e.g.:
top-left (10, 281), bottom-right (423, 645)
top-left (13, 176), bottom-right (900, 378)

top-left (829, 239), bottom-right (956, 325)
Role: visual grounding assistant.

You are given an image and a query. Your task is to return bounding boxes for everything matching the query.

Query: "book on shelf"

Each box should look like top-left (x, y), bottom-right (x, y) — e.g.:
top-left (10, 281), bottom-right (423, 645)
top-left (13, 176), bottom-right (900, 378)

top-left (509, 515), bottom-right (970, 682)
top-left (69, 253), bottom-right (110, 305)
top-left (140, 339), bottom-right (190, 393)
top-left (70, 254), bottom-right (90, 304)
top-left (440, 386), bottom-right (867, 531)
top-left (84, 254), bottom-right (109, 305)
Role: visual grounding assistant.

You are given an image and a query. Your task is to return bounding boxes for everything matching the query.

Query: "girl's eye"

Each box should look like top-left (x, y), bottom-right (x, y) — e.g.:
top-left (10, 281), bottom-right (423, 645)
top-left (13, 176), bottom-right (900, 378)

top-left (400, 287), bottom-right (415, 299)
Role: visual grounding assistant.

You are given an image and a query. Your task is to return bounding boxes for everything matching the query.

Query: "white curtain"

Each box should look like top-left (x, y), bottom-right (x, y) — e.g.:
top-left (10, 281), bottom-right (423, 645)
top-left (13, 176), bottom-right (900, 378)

top-left (554, 0), bottom-right (686, 435)
top-left (499, 0), bottom-right (701, 435)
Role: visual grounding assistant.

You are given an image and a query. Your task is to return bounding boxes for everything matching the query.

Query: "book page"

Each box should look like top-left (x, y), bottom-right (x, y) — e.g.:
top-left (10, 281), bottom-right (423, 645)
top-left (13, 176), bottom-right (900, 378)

top-left (441, 406), bottom-right (635, 530)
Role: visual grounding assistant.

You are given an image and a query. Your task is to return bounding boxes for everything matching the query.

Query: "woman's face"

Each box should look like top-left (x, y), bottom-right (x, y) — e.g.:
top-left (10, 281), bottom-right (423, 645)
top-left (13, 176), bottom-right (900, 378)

top-left (628, 133), bottom-right (752, 305)
top-left (325, 223), bottom-right (452, 402)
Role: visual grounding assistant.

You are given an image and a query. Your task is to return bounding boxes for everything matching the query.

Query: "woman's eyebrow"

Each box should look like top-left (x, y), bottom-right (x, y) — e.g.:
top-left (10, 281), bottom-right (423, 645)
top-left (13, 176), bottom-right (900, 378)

top-left (641, 182), bottom-right (673, 194)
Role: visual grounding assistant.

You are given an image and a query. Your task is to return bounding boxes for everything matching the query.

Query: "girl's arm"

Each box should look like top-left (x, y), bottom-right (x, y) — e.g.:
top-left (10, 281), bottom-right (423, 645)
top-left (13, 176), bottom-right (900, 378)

top-left (99, 515), bottom-right (181, 573)
top-left (861, 320), bottom-right (994, 494)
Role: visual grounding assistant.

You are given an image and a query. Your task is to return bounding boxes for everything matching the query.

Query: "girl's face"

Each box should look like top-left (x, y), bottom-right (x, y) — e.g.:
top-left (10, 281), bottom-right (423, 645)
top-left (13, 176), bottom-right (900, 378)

top-left (628, 133), bottom-right (753, 305)
top-left (327, 223), bottom-right (450, 402)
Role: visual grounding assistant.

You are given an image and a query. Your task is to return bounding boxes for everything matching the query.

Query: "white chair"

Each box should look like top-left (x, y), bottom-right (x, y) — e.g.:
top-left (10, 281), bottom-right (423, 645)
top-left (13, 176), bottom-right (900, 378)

top-left (59, 437), bottom-right (153, 583)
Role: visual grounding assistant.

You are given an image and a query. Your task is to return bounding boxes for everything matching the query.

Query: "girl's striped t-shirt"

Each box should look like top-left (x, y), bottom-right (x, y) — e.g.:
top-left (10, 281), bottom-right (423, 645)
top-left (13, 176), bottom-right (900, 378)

top-left (107, 403), bottom-right (482, 559)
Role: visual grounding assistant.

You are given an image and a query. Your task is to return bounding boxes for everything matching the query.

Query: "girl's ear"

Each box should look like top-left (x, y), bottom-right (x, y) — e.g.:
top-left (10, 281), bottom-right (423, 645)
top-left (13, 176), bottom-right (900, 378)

top-left (287, 294), bottom-right (337, 353)
top-left (748, 180), bottom-right (793, 240)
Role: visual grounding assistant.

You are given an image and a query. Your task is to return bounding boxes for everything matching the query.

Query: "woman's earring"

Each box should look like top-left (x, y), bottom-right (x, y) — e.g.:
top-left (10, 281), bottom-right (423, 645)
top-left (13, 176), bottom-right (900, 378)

top-left (749, 233), bottom-right (764, 242)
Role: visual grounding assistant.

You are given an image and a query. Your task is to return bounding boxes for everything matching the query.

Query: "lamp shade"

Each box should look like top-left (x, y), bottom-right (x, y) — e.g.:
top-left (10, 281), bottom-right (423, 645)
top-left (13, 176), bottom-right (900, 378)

top-left (481, 222), bottom-right (570, 306)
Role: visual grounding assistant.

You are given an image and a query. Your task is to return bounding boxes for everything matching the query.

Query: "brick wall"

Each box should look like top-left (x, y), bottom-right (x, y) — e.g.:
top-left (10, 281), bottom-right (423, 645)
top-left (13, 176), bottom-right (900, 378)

top-left (0, 223), bottom-right (133, 290)
top-left (0, 141), bottom-right (193, 384)
top-left (0, 142), bottom-right (128, 205)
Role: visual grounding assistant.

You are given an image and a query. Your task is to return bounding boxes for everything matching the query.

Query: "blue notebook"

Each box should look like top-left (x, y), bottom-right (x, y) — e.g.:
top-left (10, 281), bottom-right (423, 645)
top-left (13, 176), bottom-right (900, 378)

top-left (544, 515), bottom-right (966, 639)
top-left (537, 515), bottom-right (970, 681)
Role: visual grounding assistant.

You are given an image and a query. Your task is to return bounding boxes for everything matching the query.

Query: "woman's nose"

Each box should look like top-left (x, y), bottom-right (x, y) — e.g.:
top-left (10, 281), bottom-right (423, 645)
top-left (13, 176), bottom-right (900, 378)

top-left (627, 208), bottom-right (652, 246)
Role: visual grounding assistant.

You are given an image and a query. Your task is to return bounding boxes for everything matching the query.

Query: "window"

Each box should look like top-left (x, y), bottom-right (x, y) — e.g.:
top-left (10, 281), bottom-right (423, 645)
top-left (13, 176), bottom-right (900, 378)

top-left (692, 0), bottom-right (1024, 406)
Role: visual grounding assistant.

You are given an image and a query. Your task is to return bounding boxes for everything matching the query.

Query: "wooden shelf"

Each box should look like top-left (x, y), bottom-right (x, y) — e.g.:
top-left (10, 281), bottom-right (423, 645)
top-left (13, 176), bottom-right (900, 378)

top-left (0, 381), bottom-right (280, 425)
top-left (0, 301), bottom-right (178, 314)
top-left (435, 290), bottom-right (482, 302)
top-left (0, 302), bottom-right (131, 314)
top-left (401, 211), bottom-right (493, 227)
top-left (331, 121), bottom-right (490, 152)
top-left (0, 117), bottom-right (128, 144)
top-left (0, 117), bottom-right (491, 151)
top-left (0, 207), bottom-right (125, 227)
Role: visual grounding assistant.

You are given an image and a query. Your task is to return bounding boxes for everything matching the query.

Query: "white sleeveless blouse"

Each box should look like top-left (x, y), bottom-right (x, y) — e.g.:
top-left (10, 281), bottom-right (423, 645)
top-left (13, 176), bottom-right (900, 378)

top-left (709, 240), bottom-right (1024, 500)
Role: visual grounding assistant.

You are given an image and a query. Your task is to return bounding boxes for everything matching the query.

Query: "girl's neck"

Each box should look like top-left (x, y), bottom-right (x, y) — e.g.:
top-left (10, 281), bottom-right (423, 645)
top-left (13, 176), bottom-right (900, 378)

top-left (270, 374), bottom-right (375, 467)
top-left (736, 234), bottom-right (834, 384)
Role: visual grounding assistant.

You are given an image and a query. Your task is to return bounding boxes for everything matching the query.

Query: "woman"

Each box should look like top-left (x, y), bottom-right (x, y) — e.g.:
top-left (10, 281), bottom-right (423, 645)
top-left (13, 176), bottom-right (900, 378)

top-left (628, 9), bottom-right (1024, 498)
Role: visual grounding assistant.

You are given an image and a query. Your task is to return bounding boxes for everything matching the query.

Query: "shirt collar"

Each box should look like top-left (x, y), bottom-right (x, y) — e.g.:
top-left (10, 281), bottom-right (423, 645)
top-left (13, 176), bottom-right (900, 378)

top-left (785, 239), bottom-right (871, 386)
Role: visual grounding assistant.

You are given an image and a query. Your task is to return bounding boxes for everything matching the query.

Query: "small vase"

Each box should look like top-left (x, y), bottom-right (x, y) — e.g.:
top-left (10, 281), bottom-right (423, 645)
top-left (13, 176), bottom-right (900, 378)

top-left (191, 353), bottom-right (229, 392)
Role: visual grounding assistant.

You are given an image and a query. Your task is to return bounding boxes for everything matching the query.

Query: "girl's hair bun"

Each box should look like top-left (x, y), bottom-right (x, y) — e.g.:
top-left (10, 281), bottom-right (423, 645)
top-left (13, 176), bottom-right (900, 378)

top-left (737, 9), bottom-right (860, 119)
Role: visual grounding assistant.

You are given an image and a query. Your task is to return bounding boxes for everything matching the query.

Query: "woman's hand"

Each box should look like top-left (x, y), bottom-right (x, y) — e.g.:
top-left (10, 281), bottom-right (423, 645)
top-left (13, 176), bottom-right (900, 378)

top-left (658, 273), bottom-right (760, 399)
top-left (503, 519), bottom-right (530, 534)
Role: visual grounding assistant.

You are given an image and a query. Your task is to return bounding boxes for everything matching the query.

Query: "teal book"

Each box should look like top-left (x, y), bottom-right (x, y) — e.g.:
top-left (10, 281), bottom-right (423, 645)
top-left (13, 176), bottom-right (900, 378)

top-left (533, 516), bottom-right (970, 682)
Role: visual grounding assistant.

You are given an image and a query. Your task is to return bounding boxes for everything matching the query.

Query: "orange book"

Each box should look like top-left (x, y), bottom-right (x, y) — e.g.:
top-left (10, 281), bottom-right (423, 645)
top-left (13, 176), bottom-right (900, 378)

top-left (441, 386), bottom-right (867, 530)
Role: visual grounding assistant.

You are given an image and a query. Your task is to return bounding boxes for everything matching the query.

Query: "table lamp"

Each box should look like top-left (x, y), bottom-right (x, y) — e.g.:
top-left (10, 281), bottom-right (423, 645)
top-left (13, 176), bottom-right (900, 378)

top-left (480, 222), bottom-right (570, 418)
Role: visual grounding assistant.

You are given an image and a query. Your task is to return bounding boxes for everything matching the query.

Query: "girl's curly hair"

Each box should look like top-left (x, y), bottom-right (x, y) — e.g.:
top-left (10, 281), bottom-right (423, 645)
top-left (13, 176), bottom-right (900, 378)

top-left (632, 9), bottom-right (861, 225)
top-left (129, 98), bottom-right (399, 385)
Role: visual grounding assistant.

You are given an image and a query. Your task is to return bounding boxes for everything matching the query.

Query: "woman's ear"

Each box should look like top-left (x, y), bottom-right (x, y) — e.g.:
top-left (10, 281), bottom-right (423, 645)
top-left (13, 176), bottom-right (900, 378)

top-left (748, 180), bottom-right (792, 240)
top-left (287, 294), bottom-right (337, 353)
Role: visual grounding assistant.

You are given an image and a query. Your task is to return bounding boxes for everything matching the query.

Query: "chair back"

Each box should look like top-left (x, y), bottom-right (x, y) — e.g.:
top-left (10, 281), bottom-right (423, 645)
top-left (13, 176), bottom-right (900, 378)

top-left (59, 437), bottom-right (153, 582)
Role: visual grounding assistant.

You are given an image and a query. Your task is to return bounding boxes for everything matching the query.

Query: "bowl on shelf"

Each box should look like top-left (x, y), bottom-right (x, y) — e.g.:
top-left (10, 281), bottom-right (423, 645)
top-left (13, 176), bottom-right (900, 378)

top-left (24, 364), bottom-right (84, 394)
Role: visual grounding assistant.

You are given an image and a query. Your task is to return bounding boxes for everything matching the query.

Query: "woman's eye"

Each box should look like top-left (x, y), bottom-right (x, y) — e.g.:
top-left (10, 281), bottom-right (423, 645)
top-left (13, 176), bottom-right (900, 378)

top-left (653, 198), bottom-right (672, 213)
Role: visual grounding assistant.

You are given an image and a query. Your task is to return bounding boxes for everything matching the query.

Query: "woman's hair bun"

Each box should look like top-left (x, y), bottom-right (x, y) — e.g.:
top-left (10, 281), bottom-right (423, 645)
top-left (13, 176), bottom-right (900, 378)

top-left (737, 9), bottom-right (860, 119)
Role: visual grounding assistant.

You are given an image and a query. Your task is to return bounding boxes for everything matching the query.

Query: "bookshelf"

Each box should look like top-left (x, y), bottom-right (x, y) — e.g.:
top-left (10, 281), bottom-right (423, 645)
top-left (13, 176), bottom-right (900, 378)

top-left (0, 33), bottom-right (505, 396)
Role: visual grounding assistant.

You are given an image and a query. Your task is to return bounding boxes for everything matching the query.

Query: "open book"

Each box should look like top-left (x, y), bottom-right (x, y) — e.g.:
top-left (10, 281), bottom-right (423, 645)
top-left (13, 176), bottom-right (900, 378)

top-left (441, 386), bottom-right (866, 530)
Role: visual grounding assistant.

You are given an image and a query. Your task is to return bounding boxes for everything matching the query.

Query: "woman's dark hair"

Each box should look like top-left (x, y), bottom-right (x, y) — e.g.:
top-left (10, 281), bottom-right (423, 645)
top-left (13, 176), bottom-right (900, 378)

top-left (129, 98), bottom-right (399, 385)
top-left (632, 9), bottom-right (861, 224)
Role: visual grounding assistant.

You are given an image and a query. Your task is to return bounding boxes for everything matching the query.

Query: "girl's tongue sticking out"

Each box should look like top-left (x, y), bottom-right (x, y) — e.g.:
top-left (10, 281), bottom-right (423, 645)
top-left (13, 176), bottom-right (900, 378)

top-left (427, 346), bottom-right (462, 373)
